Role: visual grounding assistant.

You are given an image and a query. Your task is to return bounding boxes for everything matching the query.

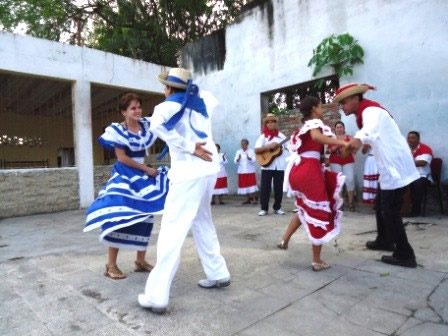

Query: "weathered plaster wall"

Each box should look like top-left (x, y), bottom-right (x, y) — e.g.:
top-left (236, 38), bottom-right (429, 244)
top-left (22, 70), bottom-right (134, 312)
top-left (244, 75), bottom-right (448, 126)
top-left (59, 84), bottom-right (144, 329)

top-left (183, 0), bottom-right (448, 194)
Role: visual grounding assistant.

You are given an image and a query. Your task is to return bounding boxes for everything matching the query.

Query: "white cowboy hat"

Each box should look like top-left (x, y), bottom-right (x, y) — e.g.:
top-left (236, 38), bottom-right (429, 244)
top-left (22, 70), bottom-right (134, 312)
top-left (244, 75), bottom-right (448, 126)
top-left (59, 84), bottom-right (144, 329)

top-left (263, 113), bottom-right (279, 123)
top-left (157, 68), bottom-right (192, 89)
top-left (333, 83), bottom-right (376, 103)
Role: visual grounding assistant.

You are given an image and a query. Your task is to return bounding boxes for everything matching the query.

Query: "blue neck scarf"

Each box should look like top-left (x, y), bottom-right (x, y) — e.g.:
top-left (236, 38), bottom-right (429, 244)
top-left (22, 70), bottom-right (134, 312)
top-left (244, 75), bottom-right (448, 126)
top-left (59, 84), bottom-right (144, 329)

top-left (163, 80), bottom-right (208, 138)
top-left (157, 80), bottom-right (209, 161)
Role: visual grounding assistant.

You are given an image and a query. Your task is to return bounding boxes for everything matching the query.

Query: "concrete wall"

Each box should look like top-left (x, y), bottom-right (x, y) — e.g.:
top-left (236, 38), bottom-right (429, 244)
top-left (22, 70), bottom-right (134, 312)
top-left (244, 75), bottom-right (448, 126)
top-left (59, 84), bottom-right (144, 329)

top-left (0, 168), bottom-right (79, 218)
top-left (183, 0), bottom-right (448, 194)
top-left (0, 165), bottom-right (116, 218)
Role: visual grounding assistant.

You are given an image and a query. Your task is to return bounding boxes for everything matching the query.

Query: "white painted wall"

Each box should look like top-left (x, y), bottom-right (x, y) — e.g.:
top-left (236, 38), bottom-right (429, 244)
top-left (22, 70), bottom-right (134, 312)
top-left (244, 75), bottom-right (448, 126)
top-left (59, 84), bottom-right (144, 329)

top-left (0, 32), bottom-right (168, 207)
top-left (186, 0), bottom-right (448, 194)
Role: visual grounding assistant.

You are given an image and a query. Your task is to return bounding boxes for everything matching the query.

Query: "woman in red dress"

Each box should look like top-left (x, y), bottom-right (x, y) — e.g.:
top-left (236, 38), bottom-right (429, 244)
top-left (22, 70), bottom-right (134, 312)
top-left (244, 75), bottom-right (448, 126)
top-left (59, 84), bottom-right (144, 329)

top-left (327, 121), bottom-right (356, 211)
top-left (278, 96), bottom-right (348, 271)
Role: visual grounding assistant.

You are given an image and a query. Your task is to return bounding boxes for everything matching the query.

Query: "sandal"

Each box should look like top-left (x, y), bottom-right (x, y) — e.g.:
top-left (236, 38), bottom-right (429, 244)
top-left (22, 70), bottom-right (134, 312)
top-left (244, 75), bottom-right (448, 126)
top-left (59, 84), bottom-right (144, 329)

top-left (312, 261), bottom-right (330, 272)
top-left (276, 240), bottom-right (288, 250)
top-left (349, 203), bottom-right (355, 212)
top-left (242, 200), bottom-right (251, 205)
top-left (135, 260), bottom-right (154, 272)
top-left (104, 264), bottom-right (126, 279)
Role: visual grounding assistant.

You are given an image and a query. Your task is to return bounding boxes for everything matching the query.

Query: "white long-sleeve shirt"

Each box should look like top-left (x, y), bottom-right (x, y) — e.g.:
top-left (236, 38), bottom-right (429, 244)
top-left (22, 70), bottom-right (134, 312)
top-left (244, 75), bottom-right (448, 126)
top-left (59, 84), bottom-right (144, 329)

top-left (217, 153), bottom-right (228, 178)
top-left (354, 106), bottom-right (420, 190)
top-left (149, 91), bottom-right (220, 183)
top-left (234, 149), bottom-right (256, 174)
top-left (254, 132), bottom-right (288, 170)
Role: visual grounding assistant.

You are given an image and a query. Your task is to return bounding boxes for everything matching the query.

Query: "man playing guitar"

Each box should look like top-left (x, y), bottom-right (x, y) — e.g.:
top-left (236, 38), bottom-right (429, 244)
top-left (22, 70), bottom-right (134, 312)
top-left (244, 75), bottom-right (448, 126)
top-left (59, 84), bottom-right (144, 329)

top-left (255, 113), bottom-right (288, 216)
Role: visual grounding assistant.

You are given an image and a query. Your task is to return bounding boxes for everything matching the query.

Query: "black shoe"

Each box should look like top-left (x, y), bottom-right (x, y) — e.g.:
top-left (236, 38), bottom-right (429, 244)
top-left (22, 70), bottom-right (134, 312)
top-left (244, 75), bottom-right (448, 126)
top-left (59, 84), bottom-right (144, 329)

top-left (366, 240), bottom-right (394, 252)
top-left (381, 255), bottom-right (417, 268)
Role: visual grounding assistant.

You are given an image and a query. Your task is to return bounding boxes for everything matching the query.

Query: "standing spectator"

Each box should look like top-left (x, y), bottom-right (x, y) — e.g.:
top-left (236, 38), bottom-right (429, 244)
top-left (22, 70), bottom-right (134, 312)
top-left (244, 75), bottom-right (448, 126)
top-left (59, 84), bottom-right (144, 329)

top-left (255, 113), bottom-right (288, 216)
top-left (327, 121), bottom-right (356, 211)
top-left (234, 139), bottom-right (258, 204)
top-left (362, 144), bottom-right (379, 206)
top-left (212, 144), bottom-right (228, 205)
top-left (407, 131), bottom-right (433, 217)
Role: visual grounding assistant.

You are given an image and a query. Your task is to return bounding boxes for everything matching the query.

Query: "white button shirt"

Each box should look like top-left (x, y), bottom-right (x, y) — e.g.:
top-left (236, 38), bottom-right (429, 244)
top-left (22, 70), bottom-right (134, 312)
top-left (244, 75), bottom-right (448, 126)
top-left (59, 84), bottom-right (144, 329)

top-left (254, 132), bottom-right (288, 170)
top-left (354, 106), bottom-right (420, 190)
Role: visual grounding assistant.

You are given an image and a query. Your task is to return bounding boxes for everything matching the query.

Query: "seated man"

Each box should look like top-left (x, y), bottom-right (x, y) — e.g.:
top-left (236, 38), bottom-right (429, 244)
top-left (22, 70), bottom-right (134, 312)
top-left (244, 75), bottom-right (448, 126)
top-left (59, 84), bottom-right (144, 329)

top-left (407, 131), bottom-right (433, 216)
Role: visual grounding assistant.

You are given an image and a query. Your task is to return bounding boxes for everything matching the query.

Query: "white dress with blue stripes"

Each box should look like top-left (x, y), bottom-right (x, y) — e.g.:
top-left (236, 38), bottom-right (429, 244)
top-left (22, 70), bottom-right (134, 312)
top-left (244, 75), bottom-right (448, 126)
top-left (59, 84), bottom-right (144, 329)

top-left (84, 118), bottom-right (169, 251)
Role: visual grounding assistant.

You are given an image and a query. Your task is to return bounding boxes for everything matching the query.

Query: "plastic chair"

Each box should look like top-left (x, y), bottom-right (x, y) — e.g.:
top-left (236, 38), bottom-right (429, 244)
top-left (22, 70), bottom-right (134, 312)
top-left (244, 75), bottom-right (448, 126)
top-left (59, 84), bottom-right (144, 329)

top-left (422, 158), bottom-right (444, 216)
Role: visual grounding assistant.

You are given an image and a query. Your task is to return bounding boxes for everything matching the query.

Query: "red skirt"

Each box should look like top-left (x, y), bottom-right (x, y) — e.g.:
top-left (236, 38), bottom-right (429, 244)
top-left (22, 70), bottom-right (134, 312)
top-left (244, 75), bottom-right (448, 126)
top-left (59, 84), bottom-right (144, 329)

top-left (238, 173), bottom-right (258, 194)
top-left (289, 157), bottom-right (345, 245)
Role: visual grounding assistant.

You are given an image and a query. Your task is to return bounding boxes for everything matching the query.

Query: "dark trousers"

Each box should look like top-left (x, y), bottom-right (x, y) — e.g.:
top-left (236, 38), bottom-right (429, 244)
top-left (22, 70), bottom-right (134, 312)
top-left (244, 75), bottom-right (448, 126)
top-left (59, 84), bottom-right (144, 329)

top-left (410, 177), bottom-right (429, 215)
top-left (260, 169), bottom-right (284, 211)
top-left (375, 186), bottom-right (415, 259)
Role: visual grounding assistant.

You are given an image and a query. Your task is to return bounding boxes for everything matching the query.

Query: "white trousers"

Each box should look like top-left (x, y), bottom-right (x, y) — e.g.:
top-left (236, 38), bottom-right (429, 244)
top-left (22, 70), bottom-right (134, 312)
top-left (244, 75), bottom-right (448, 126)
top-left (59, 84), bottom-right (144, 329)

top-left (330, 163), bottom-right (355, 191)
top-left (142, 175), bottom-right (230, 306)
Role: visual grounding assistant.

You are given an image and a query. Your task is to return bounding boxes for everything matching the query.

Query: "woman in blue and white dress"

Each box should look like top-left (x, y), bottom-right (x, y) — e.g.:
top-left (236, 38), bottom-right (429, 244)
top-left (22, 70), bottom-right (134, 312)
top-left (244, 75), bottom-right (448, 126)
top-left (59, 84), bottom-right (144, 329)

top-left (85, 93), bottom-right (169, 280)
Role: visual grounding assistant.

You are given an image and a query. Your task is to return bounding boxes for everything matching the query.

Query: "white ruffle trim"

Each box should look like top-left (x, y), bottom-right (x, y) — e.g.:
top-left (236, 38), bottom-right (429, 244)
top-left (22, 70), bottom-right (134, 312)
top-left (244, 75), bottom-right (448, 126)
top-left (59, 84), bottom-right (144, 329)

top-left (297, 171), bottom-right (345, 245)
top-left (283, 119), bottom-right (335, 195)
top-left (237, 185), bottom-right (259, 194)
top-left (213, 188), bottom-right (229, 195)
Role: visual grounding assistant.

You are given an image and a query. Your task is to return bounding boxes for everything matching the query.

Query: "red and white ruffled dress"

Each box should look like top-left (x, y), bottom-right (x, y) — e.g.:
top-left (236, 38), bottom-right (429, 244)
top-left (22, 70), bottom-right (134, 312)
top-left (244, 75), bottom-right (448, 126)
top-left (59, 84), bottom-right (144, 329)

top-left (213, 153), bottom-right (229, 195)
top-left (284, 119), bottom-right (345, 245)
top-left (234, 148), bottom-right (259, 194)
top-left (362, 148), bottom-right (379, 204)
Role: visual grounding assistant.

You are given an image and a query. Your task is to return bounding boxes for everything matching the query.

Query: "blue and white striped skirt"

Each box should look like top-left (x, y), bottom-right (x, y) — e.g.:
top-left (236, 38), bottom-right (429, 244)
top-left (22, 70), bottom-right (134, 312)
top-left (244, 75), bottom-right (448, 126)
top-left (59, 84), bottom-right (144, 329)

top-left (84, 162), bottom-right (169, 251)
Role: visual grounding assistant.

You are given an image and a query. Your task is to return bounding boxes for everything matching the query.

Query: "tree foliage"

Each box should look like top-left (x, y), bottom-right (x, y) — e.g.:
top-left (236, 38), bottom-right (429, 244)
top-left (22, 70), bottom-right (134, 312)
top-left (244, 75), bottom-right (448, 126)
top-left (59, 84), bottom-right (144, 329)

top-left (0, 0), bottom-right (245, 66)
top-left (308, 33), bottom-right (364, 87)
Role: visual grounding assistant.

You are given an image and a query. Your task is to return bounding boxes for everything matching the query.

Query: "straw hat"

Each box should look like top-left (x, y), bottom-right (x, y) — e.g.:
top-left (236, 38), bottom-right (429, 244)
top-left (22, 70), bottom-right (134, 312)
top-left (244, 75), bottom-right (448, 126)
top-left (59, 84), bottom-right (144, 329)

top-left (157, 68), bottom-right (192, 89)
top-left (333, 83), bottom-right (376, 103)
top-left (263, 113), bottom-right (279, 123)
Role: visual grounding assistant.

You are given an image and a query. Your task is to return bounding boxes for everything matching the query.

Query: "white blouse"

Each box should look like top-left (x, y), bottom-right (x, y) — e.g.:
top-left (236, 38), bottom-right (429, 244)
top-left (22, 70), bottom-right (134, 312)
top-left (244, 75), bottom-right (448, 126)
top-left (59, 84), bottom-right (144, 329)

top-left (234, 149), bottom-right (256, 174)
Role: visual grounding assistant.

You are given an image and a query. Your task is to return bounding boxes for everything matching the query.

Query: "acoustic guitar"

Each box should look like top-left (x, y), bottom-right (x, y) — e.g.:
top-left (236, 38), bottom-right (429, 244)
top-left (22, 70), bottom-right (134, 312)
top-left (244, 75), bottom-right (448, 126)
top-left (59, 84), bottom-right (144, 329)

top-left (256, 137), bottom-right (290, 168)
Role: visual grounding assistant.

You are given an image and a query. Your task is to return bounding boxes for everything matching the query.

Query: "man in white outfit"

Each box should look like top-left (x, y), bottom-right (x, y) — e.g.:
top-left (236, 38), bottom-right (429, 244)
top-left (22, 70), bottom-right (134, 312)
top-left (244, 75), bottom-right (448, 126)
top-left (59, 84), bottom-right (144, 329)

top-left (138, 68), bottom-right (230, 313)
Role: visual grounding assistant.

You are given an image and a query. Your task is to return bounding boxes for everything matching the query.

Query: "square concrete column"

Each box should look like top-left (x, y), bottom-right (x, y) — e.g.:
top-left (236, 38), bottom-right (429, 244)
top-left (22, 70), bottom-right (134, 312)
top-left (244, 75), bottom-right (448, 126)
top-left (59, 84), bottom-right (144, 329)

top-left (72, 80), bottom-right (94, 207)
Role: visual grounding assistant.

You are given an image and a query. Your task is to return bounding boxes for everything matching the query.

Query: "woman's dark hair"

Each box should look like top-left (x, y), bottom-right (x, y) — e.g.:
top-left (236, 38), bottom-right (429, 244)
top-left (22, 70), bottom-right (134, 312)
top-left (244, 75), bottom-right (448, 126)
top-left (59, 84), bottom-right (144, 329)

top-left (118, 93), bottom-right (142, 112)
top-left (335, 121), bottom-right (345, 129)
top-left (241, 138), bottom-right (249, 145)
top-left (299, 96), bottom-right (321, 120)
top-left (408, 131), bottom-right (420, 139)
top-left (216, 144), bottom-right (221, 150)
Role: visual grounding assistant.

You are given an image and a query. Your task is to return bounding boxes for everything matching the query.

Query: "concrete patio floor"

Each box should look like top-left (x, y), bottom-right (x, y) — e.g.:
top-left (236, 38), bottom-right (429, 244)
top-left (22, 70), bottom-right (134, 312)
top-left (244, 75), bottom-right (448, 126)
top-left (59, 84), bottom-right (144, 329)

top-left (1, 198), bottom-right (447, 336)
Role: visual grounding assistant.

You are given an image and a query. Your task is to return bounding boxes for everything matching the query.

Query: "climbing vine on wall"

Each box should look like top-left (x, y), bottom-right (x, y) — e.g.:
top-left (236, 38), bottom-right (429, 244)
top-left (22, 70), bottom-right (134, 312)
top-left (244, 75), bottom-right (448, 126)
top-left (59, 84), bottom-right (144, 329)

top-left (308, 33), bottom-right (364, 88)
